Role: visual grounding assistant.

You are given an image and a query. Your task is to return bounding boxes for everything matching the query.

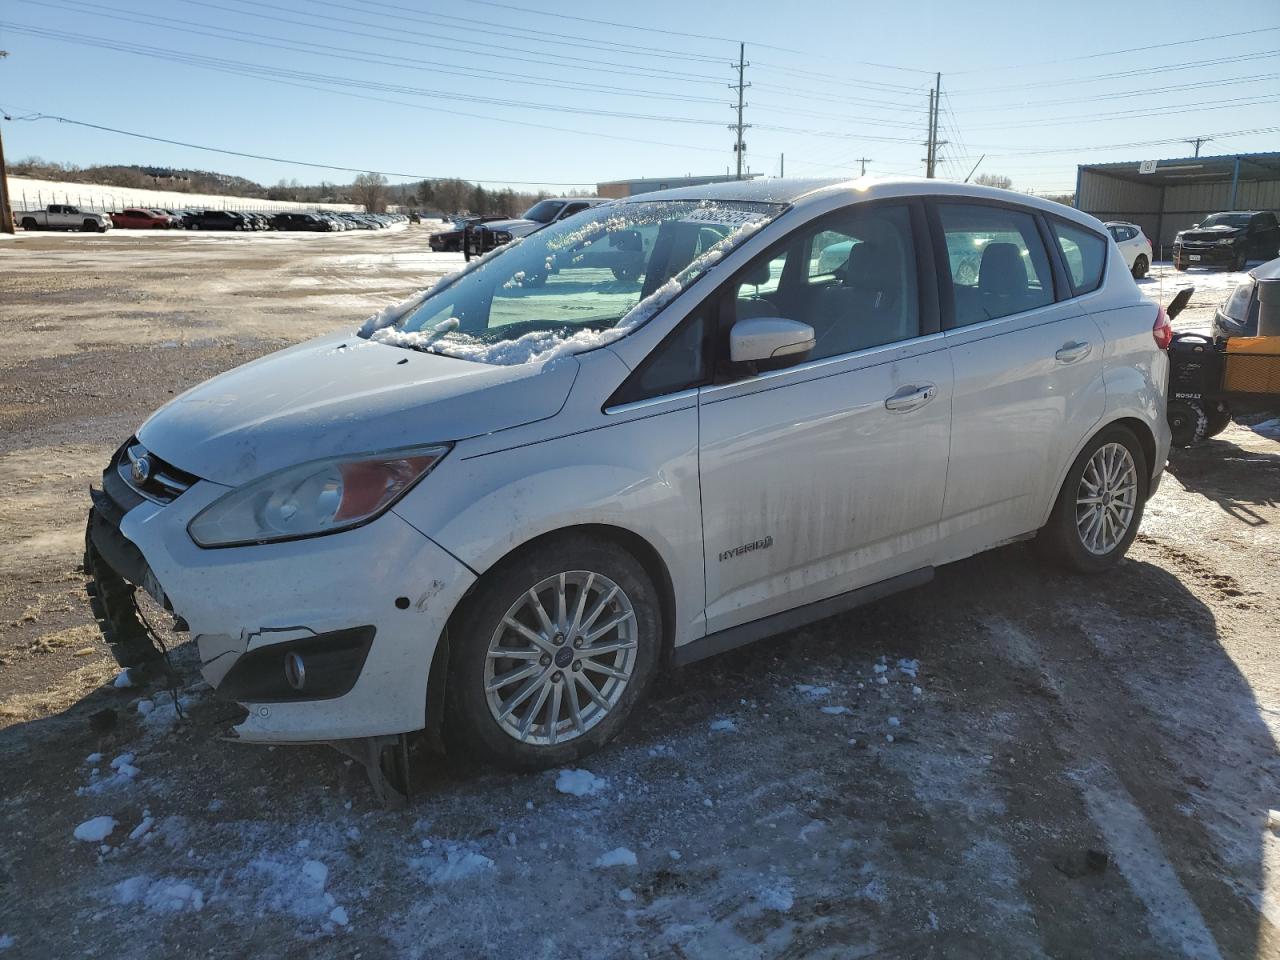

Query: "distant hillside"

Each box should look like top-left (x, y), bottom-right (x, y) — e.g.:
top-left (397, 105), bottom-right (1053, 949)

top-left (11, 159), bottom-right (281, 199)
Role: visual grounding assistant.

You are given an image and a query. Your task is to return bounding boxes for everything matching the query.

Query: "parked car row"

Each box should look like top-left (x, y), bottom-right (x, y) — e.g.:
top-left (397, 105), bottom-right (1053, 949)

top-left (16, 205), bottom-right (411, 233)
top-left (179, 210), bottom-right (409, 231)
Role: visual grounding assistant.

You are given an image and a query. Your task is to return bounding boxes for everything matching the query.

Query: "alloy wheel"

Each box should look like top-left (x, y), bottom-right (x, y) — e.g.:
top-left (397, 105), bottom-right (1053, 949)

top-left (484, 571), bottom-right (638, 746)
top-left (1075, 442), bottom-right (1138, 555)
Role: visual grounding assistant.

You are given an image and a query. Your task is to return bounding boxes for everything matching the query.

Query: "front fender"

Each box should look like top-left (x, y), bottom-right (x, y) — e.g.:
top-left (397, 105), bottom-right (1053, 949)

top-left (392, 405), bottom-right (707, 647)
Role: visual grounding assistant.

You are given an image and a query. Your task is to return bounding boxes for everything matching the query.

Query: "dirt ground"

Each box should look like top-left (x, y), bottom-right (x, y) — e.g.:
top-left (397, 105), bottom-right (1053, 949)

top-left (1, 228), bottom-right (1278, 959)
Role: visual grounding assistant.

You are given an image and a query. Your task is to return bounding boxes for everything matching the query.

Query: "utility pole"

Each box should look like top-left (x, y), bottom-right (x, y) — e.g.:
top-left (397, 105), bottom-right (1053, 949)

top-left (779, 152), bottom-right (784, 178)
top-left (924, 72), bottom-right (946, 179)
top-left (855, 157), bottom-right (873, 177)
top-left (0, 51), bottom-right (12, 234)
top-left (1184, 137), bottom-right (1212, 158)
top-left (729, 42), bottom-right (750, 180)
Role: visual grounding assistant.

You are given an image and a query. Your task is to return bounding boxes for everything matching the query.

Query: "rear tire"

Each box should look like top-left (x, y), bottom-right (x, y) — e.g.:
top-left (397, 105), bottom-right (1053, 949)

top-left (1168, 398), bottom-right (1207, 448)
top-left (1202, 401), bottom-right (1232, 439)
top-left (1131, 254), bottom-right (1149, 279)
top-left (1035, 425), bottom-right (1148, 574)
top-left (444, 534), bottom-right (661, 772)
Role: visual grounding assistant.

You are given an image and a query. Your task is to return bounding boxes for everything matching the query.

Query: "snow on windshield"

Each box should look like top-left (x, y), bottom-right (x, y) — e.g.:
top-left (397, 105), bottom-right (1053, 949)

top-left (361, 200), bottom-right (780, 366)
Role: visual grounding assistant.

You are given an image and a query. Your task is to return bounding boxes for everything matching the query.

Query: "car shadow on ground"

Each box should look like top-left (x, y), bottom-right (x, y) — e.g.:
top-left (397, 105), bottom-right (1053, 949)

top-left (1166, 437), bottom-right (1280, 525)
top-left (0, 540), bottom-right (1276, 957)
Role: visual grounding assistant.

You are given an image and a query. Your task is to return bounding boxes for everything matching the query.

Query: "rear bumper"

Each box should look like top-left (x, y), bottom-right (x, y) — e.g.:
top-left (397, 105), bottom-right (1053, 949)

top-left (88, 470), bottom-right (477, 743)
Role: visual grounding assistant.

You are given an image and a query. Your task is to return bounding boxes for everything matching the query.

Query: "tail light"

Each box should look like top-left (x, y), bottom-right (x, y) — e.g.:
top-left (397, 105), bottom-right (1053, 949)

top-left (1153, 305), bottom-right (1173, 350)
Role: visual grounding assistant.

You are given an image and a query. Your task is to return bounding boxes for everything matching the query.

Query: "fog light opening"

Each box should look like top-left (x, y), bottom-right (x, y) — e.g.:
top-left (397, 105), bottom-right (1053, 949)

top-left (284, 652), bottom-right (307, 691)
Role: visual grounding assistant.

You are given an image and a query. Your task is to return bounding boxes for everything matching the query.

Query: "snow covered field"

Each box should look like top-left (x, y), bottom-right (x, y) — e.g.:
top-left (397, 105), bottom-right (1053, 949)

top-left (8, 176), bottom-right (363, 214)
top-left (2, 230), bottom-right (1280, 958)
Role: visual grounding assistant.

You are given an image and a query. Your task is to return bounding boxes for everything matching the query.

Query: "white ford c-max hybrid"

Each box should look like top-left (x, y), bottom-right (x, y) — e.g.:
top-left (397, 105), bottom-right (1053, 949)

top-left (86, 178), bottom-right (1171, 783)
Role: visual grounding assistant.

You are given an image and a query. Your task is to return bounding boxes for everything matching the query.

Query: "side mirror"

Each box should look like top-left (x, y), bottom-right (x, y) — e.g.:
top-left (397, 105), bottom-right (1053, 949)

top-left (730, 317), bottom-right (815, 365)
top-left (1166, 286), bottom-right (1194, 321)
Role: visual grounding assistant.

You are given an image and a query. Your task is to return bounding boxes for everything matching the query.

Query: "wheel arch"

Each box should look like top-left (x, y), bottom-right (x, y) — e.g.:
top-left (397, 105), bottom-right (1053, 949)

top-left (426, 522), bottom-right (680, 733)
top-left (1038, 414), bottom-right (1159, 529)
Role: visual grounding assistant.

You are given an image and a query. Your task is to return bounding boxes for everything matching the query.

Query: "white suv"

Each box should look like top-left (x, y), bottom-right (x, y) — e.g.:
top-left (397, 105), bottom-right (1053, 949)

top-left (86, 178), bottom-right (1171, 778)
top-left (1105, 221), bottom-right (1153, 279)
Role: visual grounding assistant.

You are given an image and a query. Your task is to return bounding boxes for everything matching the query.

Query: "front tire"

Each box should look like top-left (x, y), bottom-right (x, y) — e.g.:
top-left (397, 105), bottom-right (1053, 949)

top-left (444, 535), bottom-right (661, 771)
top-left (1036, 425), bottom-right (1148, 574)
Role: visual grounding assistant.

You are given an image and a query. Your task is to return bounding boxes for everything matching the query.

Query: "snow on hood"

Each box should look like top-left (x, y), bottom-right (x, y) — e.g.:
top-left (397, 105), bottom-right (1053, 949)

top-left (137, 330), bottom-right (578, 487)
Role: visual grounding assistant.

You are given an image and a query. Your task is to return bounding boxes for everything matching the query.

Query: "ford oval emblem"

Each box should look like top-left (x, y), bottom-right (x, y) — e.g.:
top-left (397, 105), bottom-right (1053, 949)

top-left (131, 456), bottom-right (152, 485)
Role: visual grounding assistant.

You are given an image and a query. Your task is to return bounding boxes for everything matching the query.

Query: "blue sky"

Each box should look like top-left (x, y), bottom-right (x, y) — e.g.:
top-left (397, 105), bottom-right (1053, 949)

top-left (2, 0), bottom-right (1277, 194)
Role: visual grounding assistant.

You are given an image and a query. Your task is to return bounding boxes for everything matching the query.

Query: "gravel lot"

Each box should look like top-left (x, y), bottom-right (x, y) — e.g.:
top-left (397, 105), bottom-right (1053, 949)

top-left (1, 228), bottom-right (1278, 959)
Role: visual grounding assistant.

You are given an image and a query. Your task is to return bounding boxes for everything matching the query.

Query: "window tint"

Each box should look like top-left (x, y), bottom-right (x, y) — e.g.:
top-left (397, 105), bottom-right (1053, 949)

top-left (937, 204), bottom-right (1054, 326)
top-left (730, 204), bottom-right (920, 360)
top-left (1051, 220), bottom-right (1107, 295)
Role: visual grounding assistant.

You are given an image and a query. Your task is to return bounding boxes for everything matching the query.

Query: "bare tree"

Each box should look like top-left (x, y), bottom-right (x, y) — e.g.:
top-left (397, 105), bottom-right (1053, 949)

top-left (352, 172), bottom-right (389, 213)
top-left (973, 172), bottom-right (1013, 190)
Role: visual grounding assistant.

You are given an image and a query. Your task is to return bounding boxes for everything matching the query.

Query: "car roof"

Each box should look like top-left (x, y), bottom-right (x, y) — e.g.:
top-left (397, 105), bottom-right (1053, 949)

top-left (616, 176), bottom-right (1100, 229)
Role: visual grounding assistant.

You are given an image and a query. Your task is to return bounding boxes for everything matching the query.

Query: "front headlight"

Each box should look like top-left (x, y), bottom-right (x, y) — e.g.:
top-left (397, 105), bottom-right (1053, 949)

top-left (188, 445), bottom-right (449, 547)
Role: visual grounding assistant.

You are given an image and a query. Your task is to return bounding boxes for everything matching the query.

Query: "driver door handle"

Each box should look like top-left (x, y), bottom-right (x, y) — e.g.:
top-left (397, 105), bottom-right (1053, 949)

top-left (884, 383), bottom-right (937, 412)
top-left (1055, 340), bottom-right (1092, 364)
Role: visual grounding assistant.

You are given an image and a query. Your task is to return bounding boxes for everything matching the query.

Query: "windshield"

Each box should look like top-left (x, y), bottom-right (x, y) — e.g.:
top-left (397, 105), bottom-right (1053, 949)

top-left (523, 200), bottom-right (566, 224)
top-left (1200, 213), bottom-right (1252, 228)
top-left (367, 199), bottom-right (784, 365)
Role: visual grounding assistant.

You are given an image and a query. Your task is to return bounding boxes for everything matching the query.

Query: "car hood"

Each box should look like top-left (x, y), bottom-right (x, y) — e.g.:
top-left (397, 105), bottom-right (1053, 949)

top-left (1179, 225), bottom-right (1243, 242)
top-left (481, 218), bottom-right (539, 233)
top-left (137, 330), bottom-right (578, 487)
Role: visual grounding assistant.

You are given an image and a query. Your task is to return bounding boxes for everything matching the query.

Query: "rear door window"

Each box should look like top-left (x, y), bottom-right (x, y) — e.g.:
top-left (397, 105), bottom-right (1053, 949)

top-left (1051, 220), bottom-right (1108, 295)
top-left (936, 204), bottom-right (1054, 326)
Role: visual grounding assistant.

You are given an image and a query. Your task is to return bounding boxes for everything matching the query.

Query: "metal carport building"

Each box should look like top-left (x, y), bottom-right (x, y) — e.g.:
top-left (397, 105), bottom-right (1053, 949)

top-left (1076, 152), bottom-right (1280, 255)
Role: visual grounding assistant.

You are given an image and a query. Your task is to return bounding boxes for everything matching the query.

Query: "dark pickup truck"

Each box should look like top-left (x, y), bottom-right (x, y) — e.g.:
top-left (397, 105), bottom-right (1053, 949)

top-left (1173, 210), bottom-right (1280, 271)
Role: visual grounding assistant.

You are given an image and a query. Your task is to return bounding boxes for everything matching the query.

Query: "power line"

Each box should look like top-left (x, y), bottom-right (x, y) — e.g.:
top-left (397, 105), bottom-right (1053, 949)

top-left (949, 48), bottom-right (1280, 94)
top-left (959, 92), bottom-right (1280, 132)
top-left (955, 72), bottom-right (1280, 112)
top-left (174, 0), bottom-right (729, 84)
top-left (328, 0), bottom-right (727, 64)
top-left (6, 113), bottom-right (599, 184)
top-left (25, 0), bottom-right (724, 105)
top-left (948, 24), bottom-right (1280, 73)
top-left (1, 23), bottom-right (727, 126)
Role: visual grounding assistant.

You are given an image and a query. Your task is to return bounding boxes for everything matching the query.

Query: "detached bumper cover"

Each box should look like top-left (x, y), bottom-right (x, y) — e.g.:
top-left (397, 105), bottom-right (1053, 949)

top-left (91, 475), bottom-right (477, 743)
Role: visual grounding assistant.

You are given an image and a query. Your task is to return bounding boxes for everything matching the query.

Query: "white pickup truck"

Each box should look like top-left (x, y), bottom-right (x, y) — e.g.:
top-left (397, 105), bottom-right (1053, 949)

top-left (17, 204), bottom-right (113, 233)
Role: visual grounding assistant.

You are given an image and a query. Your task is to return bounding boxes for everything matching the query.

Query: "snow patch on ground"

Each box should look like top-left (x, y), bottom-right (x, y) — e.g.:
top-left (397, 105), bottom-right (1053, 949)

top-left (754, 877), bottom-right (795, 913)
top-left (237, 855), bottom-right (345, 923)
top-left (73, 816), bottom-right (116, 842)
top-left (556, 768), bottom-right (607, 797)
top-left (594, 847), bottom-right (637, 868)
top-left (709, 717), bottom-right (738, 732)
top-left (409, 841), bottom-right (496, 885)
top-left (114, 875), bottom-right (205, 913)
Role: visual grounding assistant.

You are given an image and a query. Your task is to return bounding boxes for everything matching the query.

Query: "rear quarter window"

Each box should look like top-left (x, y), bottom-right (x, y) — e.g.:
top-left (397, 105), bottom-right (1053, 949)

top-left (1051, 220), bottom-right (1107, 295)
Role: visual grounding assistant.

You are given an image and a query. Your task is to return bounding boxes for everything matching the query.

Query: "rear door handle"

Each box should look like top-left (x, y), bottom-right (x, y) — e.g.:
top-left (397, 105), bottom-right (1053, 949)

top-left (884, 383), bottom-right (937, 412)
top-left (1055, 340), bottom-right (1092, 364)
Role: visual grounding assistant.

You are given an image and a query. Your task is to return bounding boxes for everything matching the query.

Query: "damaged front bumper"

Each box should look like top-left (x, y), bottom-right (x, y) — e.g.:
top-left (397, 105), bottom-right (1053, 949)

top-left (87, 447), bottom-right (477, 744)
